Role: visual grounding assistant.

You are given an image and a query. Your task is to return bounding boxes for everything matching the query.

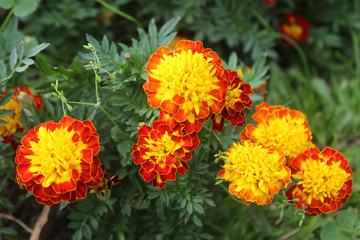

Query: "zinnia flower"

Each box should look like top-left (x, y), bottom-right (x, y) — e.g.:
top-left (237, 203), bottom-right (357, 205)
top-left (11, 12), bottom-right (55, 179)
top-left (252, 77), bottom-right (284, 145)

top-left (278, 12), bottom-right (310, 46)
top-left (15, 116), bottom-right (104, 206)
top-left (132, 121), bottom-right (200, 188)
top-left (241, 102), bottom-right (314, 160)
top-left (218, 141), bottom-right (291, 205)
top-left (212, 69), bottom-right (253, 132)
top-left (144, 40), bottom-right (227, 133)
top-left (286, 147), bottom-right (353, 215)
top-left (0, 86), bottom-right (43, 144)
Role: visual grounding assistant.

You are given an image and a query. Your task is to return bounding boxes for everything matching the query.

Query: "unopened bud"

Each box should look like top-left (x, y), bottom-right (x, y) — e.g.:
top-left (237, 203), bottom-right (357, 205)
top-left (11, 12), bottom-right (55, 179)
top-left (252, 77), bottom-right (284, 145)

top-left (124, 52), bottom-right (131, 59)
top-left (17, 91), bottom-right (34, 110)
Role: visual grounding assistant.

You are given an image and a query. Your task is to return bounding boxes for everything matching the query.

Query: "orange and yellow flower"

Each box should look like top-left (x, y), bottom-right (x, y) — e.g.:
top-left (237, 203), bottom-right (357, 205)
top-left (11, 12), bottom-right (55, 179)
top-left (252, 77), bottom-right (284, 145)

top-left (241, 102), bottom-right (314, 160)
top-left (132, 121), bottom-right (200, 188)
top-left (278, 12), bottom-right (310, 46)
top-left (144, 40), bottom-right (227, 133)
top-left (218, 141), bottom-right (291, 205)
top-left (15, 116), bottom-right (104, 206)
top-left (212, 69), bottom-right (253, 132)
top-left (286, 147), bottom-right (353, 215)
top-left (0, 86), bottom-right (43, 144)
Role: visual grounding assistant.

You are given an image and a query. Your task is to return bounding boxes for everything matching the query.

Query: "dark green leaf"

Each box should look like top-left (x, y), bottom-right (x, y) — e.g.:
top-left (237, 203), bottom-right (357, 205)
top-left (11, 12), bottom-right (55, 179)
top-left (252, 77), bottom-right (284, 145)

top-left (192, 215), bottom-right (202, 227)
top-left (83, 224), bottom-right (92, 239)
top-left (0, 227), bottom-right (17, 235)
top-left (158, 17), bottom-right (180, 39)
top-left (10, 47), bottom-right (18, 71)
top-left (186, 201), bottom-right (193, 214)
top-left (0, 91), bottom-right (15, 106)
top-left (20, 109), bottom-right (31, 131)
top-left (0, 109), bottom-right (15, 118)
top-left (89, 217), bottom-right (99, 230)
top-left (42, 97), bottom-right (55, 117)
top-left (73, 229), bottom-right (83, 240)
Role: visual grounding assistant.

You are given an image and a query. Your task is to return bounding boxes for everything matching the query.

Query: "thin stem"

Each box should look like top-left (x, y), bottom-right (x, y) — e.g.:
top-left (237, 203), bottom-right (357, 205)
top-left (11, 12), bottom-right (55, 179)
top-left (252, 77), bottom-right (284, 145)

top-left (0, 213), bottom-right (33, 233)
top-left (252, 8), bottom-right (311, 79)
top-left (0, 8), bottom-right (14, 32)
top-left (350, 30), bottom-right (360, 79)
top-left (219, 183), bottom-right (244, 204)
top-left (96, 0), bottom-right (143, 28)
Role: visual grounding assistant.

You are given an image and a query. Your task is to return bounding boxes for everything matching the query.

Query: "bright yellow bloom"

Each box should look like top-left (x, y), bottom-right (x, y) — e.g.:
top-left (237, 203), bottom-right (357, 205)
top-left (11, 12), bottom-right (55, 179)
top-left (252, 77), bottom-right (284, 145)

top-left (286, 147), bottom-right (353, 215)
top-left (219, 141), bottom-right (291, 205)
top-left (144, 40), bottom-right (227, 133)
top-left (241, 102), bottom-right (314, 160)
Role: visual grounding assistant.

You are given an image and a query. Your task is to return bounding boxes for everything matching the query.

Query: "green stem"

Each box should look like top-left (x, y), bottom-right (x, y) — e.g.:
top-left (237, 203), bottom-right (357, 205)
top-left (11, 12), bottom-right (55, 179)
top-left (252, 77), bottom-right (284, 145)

top-left (203, 125), bottom-right (225, 148)
top-left (0, 8), bottom-right (14, 32)
top-left (252, 8), bottom-right (311, 79)
top-left (350, 30), bottom-right (360, 79)
top-left (219, 183), bottom-right (244, 204)
top-left (96, 0), bottom-right (143, 28)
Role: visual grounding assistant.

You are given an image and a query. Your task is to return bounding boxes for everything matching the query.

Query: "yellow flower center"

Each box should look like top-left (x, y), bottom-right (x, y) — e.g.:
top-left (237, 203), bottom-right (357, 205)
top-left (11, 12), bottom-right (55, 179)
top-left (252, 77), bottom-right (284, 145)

top-left (226, 86), bottom-right (243, 109)
top-left (294, 160), bottom-right (350, 204)
top-left (223, 142), bottom-right (288, 194)
top-left (145, 132), bottom-right (183, 163)
top-left (284, 24), bottom-right (303, 39)
top-left (0, 98), bottom-right (24, 138)
top-left (27, 125), bottom-right (87, 188)
top-left (149, 50), bottom-right (220, 116)
top-left (253, 116), bottom-right (313, 158)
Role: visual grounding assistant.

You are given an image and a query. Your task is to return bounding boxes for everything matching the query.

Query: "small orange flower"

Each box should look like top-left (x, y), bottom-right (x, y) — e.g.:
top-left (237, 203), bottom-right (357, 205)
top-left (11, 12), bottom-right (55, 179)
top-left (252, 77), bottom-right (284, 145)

top-left (131, 121), bottom-right (200, 188)
top-left (15, 117), bottom-right (104, 206)
top-left (212, 69), bottom-right (253, 132)
top-left (241, 102), bottom-right (314, 160)
top-left (144, 40), bottom-right (227, 133)
top-left (278, 12), bottom-right (310, 46)
top-left (219, 141), bottom-right (291, 205)
top-left (0, 86), bottom-right (43, 144)
top-left (286, 147), bottom-right (353, 215)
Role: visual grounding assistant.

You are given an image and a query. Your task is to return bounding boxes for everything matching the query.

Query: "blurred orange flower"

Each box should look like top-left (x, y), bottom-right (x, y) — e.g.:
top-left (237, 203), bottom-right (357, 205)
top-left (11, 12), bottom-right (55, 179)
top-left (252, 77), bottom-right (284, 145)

top-left (278, 12), bottom-right (310, 46)
top-left (144, 40), bottom-right (227, 133)
top-left (286, 147), bottom-right (353, 215)
top-left (15, 116), bottom-right (104, 206)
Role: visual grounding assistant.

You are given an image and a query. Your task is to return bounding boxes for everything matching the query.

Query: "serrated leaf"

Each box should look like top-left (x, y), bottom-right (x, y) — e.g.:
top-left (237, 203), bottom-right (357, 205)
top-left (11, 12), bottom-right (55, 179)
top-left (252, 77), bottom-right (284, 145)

top-left (0, 91), bottom-right (15, 106)
top-left (0, 0), bottom-right (15, 9)
top-left (320, 221), bottom-right (341, 240)
top-left (0, 109), bottom-right (15, 118)
top-left (13, 0), bottom-right (38, 17)
top-left (89, 217), bottom-right (99, 230)
top-left (10, 47), bottom-right (18, 71)
top-left (25, 43), bottom-right (50, 59)
top-left (148, 19), bottom-right (157, 51)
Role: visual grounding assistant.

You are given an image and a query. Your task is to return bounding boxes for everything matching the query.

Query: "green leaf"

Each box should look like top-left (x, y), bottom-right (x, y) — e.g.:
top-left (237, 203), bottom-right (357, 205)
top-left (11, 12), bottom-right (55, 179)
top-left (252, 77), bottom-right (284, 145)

top-left (228, 52), bottom-right (238, 71)
top-left (0, 119), bottom-right (6, 125)
top-left (10, 46), bottom-right (18, 71)
top-left (89, 217), bottom-right (99, 230)
top-left (158, 17), bottom-right (180, 39)
top-left (13, 0), bottom-right (38, 17)
top-left (42, 97), bottom-right (55, 117)
top-left (23, 59), bottom-right (35, 65)
top-left (148, 19), bottom-right (157, 51)
top-left (25, 43), bottom-right (50, 58)
top-left (192, 215), bottom-right (203, 227)
top-left (20, 109), bottom-right (31, 131)
top-left (73, 229), bottom-right (83, 240)
top-left (0, 59), bottom-right (7, 81)
top-left (59, 201), bottom-right (70, 211)
top-left (186, 201), bottom-right (193, 214)
top-left (0, 91), bottom-right (15, 106)
top-left (0, 109), bottom-right (15, 118)
top-left (83, 224), bottom-right (92, 239)
top-left (0, 0), bottom-right (15, 9)
top-left (320, 221), bottom-right (341, 240)
top-left (15, 65), bottom-right (29, 72)
top-left (337, 210), bottom-right (355, 229)
top-left (0, 227), bottom-right (17, 235)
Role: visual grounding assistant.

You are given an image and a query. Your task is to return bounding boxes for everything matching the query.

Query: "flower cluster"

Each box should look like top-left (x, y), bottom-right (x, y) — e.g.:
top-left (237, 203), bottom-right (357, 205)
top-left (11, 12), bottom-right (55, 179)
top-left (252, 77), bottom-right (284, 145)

top-left (134, 40), bottom-right (253, 187)
top-left (219, 102), bottom-right (353, 215)
top-left (15, 117), bottom-right (104, 206)
top-left (278, 12), bottom-right (310, 47)
top-left (0, 86), bottom-right (43, 145)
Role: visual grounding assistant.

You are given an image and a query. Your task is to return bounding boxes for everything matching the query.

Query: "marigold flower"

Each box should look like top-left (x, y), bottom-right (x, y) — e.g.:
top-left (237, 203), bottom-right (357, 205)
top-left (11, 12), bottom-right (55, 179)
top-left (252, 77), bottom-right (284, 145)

top-left (241, 102), bottom-right (314, 160)
top-left (278, 12), bottom-right (310, 46)
top-left (168, 35), bottom-right (188, 50)
top-left (15, 116), bottom-right (104, 206)
top-left (212, 69), bottom-right (253, 132)
top-left (144, 40), bottom-right (227, 133)
top-left (131, 121), bottom-right (200, 188)
top-left (0, 86), bottom-right (43, 144)
top-left (219, 141), bottom-right (291, 205)
top-left (264, 0), bottom-right (276, 4)
top-left (286, 147), bottom-right (353, 215)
